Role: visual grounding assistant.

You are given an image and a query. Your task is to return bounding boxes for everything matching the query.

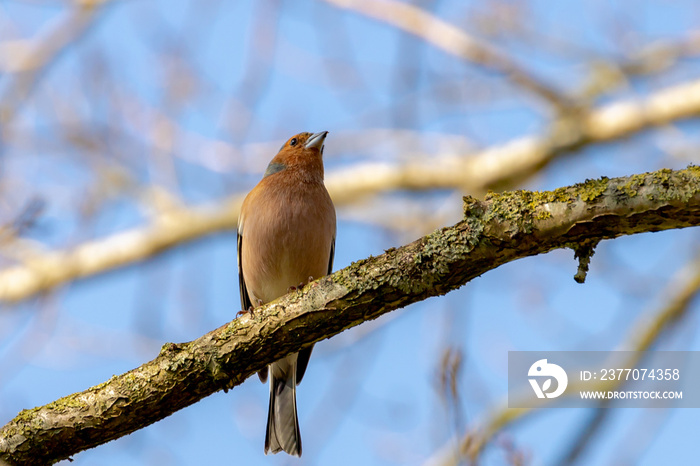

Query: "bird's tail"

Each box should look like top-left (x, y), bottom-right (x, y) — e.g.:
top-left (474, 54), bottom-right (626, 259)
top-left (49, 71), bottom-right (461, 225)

top-left (264, 367), bottom-right (301, 456)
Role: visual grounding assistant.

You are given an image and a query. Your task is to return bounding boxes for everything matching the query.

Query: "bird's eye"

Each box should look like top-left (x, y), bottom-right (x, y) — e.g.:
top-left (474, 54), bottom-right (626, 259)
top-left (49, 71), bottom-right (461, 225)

top-left (290, 138), bottom-right (298, 146)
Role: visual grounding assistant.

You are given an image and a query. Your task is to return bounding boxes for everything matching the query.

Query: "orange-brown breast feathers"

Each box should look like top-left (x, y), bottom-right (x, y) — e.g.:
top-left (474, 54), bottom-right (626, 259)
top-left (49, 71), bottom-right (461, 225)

top-left (238, 164), bottom-right (336, 305)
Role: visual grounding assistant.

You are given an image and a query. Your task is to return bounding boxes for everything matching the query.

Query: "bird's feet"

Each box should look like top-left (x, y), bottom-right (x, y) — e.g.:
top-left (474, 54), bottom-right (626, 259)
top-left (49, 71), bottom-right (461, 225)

top-left (235, 306), bottom-right (254, 318)
top-left (236, 299), bottom-right (264, 318)
top-left (287, 276), bottom-right (315, 293)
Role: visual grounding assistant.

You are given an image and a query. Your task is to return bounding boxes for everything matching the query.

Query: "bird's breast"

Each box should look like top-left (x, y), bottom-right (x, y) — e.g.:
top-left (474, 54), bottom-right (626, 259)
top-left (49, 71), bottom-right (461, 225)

top-left (241, 179), bottom-right (335, 304)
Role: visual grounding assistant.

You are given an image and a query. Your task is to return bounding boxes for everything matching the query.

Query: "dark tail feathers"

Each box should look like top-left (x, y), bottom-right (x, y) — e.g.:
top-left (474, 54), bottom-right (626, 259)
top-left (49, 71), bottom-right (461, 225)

top-left (264, 373), bottom-right (301, 456)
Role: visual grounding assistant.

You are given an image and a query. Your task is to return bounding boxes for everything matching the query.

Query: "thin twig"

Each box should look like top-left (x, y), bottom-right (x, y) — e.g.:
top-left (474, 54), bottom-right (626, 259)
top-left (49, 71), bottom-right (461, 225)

top-left (323, 0), bottom-right (572, 109)
top-left (0, 1), bottom-right (112, 127)
top-left (456, 251), bottom-right (700, 464)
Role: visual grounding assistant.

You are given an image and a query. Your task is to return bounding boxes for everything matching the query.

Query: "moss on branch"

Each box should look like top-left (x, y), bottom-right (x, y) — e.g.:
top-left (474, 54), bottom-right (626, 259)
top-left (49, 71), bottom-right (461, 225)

top-left (2, 166), bottom-right (700, 465)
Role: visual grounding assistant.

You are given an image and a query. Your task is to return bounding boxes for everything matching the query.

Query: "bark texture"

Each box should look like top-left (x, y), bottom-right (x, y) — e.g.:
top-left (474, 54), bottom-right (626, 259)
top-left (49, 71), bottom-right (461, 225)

top-left (1, 166), bottom-right (699, 465)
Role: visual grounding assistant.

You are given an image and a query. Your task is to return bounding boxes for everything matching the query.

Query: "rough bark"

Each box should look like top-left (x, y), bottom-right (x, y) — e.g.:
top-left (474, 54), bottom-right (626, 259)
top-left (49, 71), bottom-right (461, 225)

top-left (1, 166), bottom-right (699, 465)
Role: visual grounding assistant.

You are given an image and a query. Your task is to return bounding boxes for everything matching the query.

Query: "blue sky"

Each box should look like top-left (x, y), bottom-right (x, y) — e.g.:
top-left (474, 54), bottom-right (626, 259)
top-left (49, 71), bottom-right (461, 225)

top-left (1, 0), bottom-right (699, 465)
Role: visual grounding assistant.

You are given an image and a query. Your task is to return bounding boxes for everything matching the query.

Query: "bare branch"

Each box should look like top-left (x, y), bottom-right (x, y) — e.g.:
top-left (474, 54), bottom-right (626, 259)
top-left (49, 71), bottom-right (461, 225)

top-left (329, 77), bottom-right (700, 201)
top-left (0, 1), bottom-right (112, 126)
top-left (1, 78), bottom-right (700, 304)
top-left (322, 0), bottom-right (571, 108)
top-left (0, 196), bottom-right (243, 303)
top-left (459, 243), bottom-right (700, 464)
top-left (1, 167), bottom-right (699, 465)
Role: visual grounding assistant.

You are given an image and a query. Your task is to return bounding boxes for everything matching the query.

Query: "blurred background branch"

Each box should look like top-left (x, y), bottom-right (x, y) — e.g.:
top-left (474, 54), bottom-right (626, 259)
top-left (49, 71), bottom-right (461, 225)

top-left (0, 0), bottom-right (111, 127)
top-left (323, 0), bottom-right (572, 109)
top-left (1, 77), bottom-right (700, 303)
top-left (455, 251), bottom-right (700, 465)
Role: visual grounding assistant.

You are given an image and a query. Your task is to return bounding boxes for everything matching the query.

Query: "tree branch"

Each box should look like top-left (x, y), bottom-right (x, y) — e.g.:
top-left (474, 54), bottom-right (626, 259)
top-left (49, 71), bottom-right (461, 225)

top-left (2, 78), bottom-right (700, 304)
top-left (0, 0), bottom-right (112, 127)
top-left (454, 243), bottom-right (700, 464)
top-left (1, 167), bottom-right (699, 464)
top-left (322, 0), bottom-right (571, 108)
top-left (328, 77), bottom-right (700, 202)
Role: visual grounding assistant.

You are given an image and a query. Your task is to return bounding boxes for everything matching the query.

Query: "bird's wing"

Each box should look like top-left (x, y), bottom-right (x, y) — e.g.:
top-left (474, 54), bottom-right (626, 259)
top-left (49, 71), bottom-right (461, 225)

top-left (237, 230), bottom-right (253, 313)
top-left (238, 225), bottom-right (269, 383)
top-left (327, 238), bottom-right (335, 276)
top-left (296, 237), bottom-right (335, 385)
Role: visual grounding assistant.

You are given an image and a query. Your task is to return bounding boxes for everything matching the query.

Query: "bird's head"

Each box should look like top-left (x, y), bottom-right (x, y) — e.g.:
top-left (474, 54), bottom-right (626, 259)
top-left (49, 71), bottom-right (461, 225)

top-left (264, 131), bottom-right (328, 179)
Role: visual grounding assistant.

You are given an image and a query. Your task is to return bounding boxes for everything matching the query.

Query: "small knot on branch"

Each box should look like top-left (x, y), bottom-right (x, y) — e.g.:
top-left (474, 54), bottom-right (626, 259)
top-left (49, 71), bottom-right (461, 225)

top-left (159, 342), bottom-right (185, 355)
top-left (571, 239), bottom-right (600, 284)
top-left (462, 195), bottom-right (483, 217)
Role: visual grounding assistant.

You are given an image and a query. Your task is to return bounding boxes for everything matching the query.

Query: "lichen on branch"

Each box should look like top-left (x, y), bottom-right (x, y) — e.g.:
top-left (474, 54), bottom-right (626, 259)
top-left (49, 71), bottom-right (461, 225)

top-left (1, 166), bottom-right (699, 465)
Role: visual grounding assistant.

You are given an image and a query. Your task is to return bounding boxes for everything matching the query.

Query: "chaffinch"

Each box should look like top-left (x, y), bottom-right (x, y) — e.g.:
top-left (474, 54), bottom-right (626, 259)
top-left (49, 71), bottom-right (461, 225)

top-left (237, 131), bottom-right (336, 457)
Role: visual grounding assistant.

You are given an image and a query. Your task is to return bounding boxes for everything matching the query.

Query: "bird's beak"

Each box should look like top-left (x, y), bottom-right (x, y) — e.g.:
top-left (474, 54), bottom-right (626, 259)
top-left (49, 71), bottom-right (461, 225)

top-left (305, 131), bottom-right (328, 150)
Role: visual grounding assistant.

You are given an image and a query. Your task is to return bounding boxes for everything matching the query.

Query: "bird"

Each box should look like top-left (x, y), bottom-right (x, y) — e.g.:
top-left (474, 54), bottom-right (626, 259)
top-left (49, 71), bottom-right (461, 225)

top-left (237, 131), bottom-right (336, 457)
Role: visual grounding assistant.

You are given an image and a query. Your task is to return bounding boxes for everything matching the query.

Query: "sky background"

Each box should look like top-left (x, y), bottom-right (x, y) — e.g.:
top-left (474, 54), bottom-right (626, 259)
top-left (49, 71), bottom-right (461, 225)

top-left (1, 0), bottom-right (700, 465)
